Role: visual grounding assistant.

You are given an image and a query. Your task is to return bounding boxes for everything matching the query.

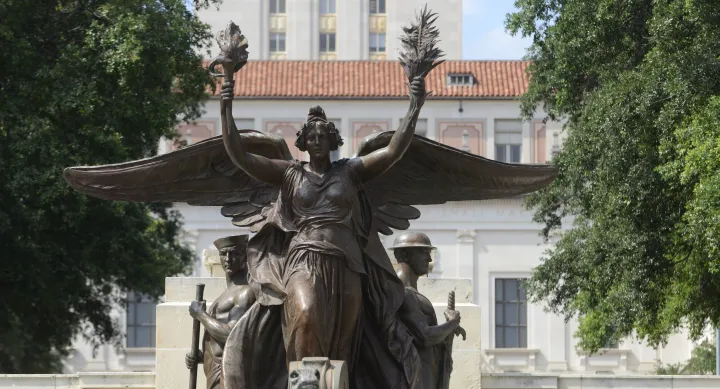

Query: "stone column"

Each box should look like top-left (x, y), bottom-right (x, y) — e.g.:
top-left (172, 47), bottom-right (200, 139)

top-left (336, 0), bottom-right (366, 60)
top-left (286, 0), bottom-right (315, 60)
top-left (545, 315), bottom-right (569, 371)
top-left (636, 342), bottom-right (660, 373)
top-left (181, 229), bottom-right (200, 276)
top-left (521, 121), bottom-right (532, 163)
top-left (456, 230), bottom-right (476, 279)
top-left (339, 115), bottom-right (351, 159)
top-left (485, 118), bottom-right (495, 159)
top-left (427, 116), bottom-right (438, 141)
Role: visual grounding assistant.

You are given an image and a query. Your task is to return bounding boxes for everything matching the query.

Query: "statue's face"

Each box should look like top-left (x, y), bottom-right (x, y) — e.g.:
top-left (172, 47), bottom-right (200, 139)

top-left (305, 124), bottom-right (332, 160)
top-left (220, 247), bottom-right (247, 275)
top-left (405, 247), bottom-right (433, 276)
top-left (289, 368), bottom-right (321, 389)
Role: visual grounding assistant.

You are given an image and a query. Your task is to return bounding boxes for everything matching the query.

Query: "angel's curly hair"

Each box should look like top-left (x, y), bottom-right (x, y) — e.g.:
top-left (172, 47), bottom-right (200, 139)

top-left (295, 106), bottom-right (344, 152)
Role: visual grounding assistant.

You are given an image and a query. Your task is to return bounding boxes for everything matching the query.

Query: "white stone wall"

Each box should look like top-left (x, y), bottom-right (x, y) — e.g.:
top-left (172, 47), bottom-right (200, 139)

top-left (63, 301), bottom-right (155, 373)
top-left (188, 98), bottom-right (558, 164)
top-left (482, 374), bottom-right (720, 389)
top-left (0, 372), bottom-right (154, 389)
top-left (196, 0), bottom-right (463, 60)
top-left (7, 370), bottom-right (720, 389)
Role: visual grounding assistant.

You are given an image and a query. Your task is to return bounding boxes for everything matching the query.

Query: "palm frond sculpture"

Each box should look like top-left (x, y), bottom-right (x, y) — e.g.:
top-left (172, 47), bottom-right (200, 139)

top-left (398, 4), bottom-right (445, 85)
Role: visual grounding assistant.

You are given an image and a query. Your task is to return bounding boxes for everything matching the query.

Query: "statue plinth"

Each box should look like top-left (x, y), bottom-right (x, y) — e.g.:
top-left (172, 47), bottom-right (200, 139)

top-left (155, 258), bottom-right (483, 389)
top-left (155, 277), bottom-right (225, 389)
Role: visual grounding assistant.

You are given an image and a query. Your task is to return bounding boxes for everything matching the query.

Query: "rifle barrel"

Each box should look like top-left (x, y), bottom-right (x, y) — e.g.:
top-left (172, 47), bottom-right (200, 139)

top-left (188, 283), bottom-right (205, 389)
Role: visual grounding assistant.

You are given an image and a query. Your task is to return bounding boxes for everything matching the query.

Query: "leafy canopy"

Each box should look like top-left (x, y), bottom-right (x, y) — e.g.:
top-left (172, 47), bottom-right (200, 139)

top-left (0, 0), bottom-right (218, 373)
top-left (508, 0), bottom-right (720, 351)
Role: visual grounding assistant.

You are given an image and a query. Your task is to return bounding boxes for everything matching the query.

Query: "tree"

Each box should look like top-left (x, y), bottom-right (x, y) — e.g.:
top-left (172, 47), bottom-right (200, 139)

top-left (654, 340), bottom-right (716, 375)
top-left (506, 0), bottom-right (720, 352)
top-left (0, 0), bottom-right (218, 373)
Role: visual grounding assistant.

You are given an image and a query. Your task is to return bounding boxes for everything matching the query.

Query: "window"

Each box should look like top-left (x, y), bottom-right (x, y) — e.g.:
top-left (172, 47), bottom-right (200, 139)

top-left (398, 118), bottom-right (427, 138)
top-left (496, 133), bottom-right (522, 163)
top-left (495, 278), bottom-right (527, 348)
top-left (495, 119), bottom-right (522, 163)
top-left (447, 74), bottom-right (474, 86)
top-left (320, 33), bottom-right (336, 52)
top-left (320, 0), bottom-right (336, 14)
top-left (369, 33), bottom-right (386, 52)
top-left (126, 292), bottom-right (157, 348)
top-left (551, 132), bottom-right (561, 156)
top-left (369, 0), bottom-right (386, 14)
top-left (270, 0), bottom-right (285, 13)
top-left (270, 33), bottom-right (286, 52)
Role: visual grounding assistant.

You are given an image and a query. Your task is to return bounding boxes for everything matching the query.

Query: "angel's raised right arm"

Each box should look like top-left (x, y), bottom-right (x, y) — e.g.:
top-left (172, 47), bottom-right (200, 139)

top-left (220, 82), bottom-right (292, 186)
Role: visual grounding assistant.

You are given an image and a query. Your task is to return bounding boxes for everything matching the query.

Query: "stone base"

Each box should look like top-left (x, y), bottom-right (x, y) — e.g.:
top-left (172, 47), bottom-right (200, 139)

top-left (5, 371), bottom-right (720, 389)
top-left (156, 278), bottom-right (226, 389)
top-left (480, 373), bottom-right (720, 389)
top-left (156, 277), bottom-right (482, 389)
top-left (0, 372), bottom-right (154, 389)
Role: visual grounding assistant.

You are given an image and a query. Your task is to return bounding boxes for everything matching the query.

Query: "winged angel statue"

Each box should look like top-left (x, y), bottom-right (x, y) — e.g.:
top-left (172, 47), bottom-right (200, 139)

top-left (64, 9), bottom-right (556, 389)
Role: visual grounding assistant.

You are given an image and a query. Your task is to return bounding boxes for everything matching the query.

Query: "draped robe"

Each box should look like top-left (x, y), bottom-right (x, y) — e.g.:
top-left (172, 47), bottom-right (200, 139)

top-left (222, 159), bottom-right (421, 389)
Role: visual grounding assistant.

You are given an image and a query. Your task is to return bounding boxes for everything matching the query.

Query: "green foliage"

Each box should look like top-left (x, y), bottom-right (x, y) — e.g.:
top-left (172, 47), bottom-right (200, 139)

top-left (653, 361), bottom-right (683, 375)
top-left (0, 0), bottom-right (217, 373)
top-left (508, 0), bottom-right (720, 352)
top-left (654, 340), bottom-right (716, 375)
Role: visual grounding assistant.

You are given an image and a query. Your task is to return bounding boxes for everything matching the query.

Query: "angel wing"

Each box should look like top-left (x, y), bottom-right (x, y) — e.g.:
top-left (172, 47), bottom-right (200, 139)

top-left (63, 130), bottom-right (293, 231)
top-left (354, 131), bottom-right (558, 235)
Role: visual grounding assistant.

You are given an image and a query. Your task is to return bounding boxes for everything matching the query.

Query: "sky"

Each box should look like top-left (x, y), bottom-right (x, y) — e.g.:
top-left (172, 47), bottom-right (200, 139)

top-left (462, 0), bottom-right (532, 60)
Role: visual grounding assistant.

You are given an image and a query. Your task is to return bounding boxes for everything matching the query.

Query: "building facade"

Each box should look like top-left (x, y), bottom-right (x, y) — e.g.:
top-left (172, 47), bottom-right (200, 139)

top-left (197, 0), bottom-right (463, 60)
top-left (64, 60), bottom-right (705, 374)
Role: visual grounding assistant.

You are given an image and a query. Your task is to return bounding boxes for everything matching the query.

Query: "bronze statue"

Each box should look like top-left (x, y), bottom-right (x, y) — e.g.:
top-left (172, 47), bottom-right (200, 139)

top-left (392, 232), bottom-right (465, 389)
top-left (63, 7), bottom-right (557, 389)
top-left (184, 235), bottom-right (255, 389)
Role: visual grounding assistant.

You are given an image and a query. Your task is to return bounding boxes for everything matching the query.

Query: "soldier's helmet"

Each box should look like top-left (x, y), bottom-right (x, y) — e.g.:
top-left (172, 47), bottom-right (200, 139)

top-left (388, 232), bottom-right (435, 251)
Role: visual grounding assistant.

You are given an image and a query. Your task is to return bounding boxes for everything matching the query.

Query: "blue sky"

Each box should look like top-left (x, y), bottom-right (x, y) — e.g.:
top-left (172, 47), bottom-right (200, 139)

top-left (462, 0), bottom-right (531, 60)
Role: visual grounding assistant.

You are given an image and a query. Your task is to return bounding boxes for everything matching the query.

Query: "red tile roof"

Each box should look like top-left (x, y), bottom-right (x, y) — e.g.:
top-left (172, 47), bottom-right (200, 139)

top-left (208, 60), bottom-right (530, 99)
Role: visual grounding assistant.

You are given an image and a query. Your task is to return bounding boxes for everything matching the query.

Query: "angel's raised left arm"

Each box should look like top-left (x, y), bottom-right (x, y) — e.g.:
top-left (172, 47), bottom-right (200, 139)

top-left (349, 77), bottom-right (426, 182)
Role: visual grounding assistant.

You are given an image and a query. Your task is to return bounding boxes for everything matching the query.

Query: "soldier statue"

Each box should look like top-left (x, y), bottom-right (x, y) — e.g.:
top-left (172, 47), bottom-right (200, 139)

top-left (185, 235), bottom-right (256, 389)
top-left (392, 232), bottom-right (466, 389)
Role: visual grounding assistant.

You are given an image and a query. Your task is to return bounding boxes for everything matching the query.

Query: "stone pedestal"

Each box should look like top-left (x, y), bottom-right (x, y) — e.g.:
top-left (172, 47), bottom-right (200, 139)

top-left (421, 277), bottom-right (482, 389)
top-left (155, 276), bottom-right (227, 389)
top-left (155, 252), bottom-right (482, 389)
